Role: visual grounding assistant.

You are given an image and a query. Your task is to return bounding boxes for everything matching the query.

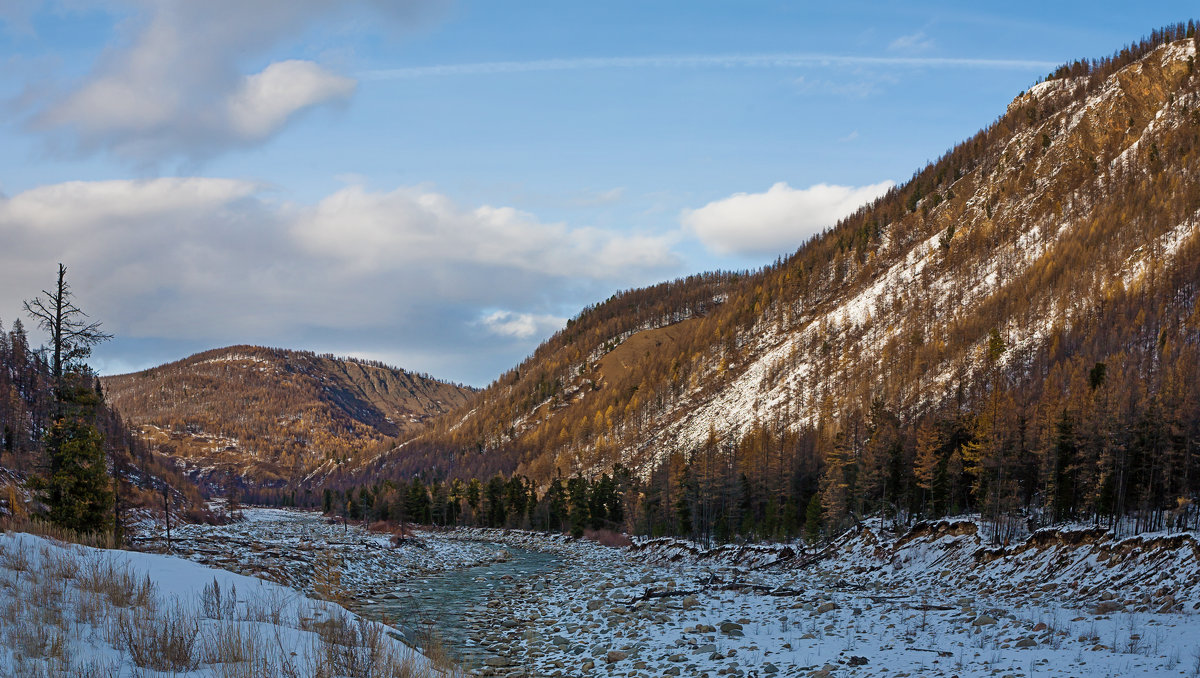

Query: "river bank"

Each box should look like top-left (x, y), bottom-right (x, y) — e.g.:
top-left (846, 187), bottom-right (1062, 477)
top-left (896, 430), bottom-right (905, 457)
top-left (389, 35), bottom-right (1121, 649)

top-left (134, 509), bottom-right (1200, 677)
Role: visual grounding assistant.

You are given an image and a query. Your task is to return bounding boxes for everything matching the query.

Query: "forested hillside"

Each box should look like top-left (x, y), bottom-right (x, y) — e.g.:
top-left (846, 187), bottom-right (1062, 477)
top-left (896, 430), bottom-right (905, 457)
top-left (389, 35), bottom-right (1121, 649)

top-left (101, 345), bottom-right (475, 490)
top-left (0, 318), bottom-right (209, 529)
top-left (334, 25), bottom-right (1200, 544)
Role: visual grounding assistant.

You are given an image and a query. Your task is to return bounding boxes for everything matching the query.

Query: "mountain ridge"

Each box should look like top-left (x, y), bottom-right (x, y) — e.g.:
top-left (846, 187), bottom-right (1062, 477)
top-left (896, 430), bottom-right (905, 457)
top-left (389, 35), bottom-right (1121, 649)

top-left (100, 344), bottom-right (476, 490)
top-left (349, 30), bottom-right (1200, 515)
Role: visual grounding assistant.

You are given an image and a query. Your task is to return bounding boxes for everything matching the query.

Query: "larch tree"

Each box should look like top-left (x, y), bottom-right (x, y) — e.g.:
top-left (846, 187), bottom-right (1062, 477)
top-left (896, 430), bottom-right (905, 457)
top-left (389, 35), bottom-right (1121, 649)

top-left (23, 264), bottom-right (112, 387)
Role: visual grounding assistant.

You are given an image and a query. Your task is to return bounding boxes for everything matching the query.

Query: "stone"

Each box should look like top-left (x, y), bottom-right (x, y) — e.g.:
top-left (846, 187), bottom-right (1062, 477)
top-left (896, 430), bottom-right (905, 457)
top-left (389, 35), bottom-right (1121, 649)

top-left (972, 614), bottom-right (997, 626)
top-left (817, 602), bottom-right (838, 614)
top-left (719, 622), bottom-right (743, 633)
top-left (605, 650), bottom-right (628, 663)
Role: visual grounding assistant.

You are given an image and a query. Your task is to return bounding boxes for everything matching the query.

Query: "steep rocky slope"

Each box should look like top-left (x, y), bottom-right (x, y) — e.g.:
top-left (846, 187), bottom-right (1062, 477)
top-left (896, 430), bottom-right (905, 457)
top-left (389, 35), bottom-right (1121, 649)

top-left (367, 34), bottom-right (1200, 489)
top-left (101, 345), bottom-right (475, 488)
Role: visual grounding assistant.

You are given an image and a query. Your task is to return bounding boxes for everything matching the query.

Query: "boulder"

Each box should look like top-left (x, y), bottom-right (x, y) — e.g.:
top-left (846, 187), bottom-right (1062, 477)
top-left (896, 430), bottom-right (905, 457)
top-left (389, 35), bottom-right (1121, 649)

top-left (719, 621), bottom-right (743, 633)
top-left (605, 650), bottom-right (627, 663)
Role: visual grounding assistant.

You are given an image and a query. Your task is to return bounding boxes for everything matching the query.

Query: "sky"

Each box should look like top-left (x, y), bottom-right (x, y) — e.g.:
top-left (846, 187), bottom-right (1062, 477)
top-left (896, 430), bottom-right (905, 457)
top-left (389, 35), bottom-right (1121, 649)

top-left (0, 1), bottom-right (1195, 386)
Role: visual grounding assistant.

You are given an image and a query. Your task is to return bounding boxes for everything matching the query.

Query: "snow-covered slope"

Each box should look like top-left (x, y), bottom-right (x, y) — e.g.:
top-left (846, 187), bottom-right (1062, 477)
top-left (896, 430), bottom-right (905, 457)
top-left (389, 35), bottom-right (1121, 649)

top-left (650, 39), bottom-right (1200, 461)
top-left (0, 529), bottom-right (448, 676)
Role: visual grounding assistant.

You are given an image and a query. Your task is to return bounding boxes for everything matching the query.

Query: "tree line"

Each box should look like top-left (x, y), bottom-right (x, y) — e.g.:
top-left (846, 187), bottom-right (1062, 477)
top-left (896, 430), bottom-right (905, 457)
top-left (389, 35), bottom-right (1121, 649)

top-left (317, 468), bottom-right (632, 538)
top-left (1, 264), bottom-right (210, 539)
top-left (318, 262), bottom-right (1200, 545)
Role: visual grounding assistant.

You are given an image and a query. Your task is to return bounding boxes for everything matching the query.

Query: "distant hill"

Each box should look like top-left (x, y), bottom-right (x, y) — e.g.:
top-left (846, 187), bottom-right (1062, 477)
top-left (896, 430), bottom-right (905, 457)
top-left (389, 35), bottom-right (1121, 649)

top-left (101, 345), bottom-right (475, 489)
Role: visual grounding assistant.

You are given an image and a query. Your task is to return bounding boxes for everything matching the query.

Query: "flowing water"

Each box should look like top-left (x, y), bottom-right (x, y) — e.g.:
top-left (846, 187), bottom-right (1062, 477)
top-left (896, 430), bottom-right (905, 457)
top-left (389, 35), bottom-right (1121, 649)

top-left (356, 545), bottom-right (563, 667)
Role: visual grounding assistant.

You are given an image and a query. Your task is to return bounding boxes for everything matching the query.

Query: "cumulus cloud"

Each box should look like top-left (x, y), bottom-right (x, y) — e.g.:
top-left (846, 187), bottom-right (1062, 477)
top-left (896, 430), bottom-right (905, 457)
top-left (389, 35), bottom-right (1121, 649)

top-left (681, 181), bottom-right (894, 257)
top-left (226, 61), bottom-right (356, 140)
top-left (479, 311), bottom-right (567, 339)
top-left (23, 0), bottom-right (431, 163)
top-left (291, 185), bottom-right (677, 279)
top-left (0, 177), bottom-right (678, 384)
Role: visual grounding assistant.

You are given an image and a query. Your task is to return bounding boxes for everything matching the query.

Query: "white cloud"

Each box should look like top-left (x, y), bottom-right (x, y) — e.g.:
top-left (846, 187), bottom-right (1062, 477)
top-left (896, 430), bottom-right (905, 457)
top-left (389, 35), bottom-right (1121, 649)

top-left (226, 61), bottom-right (356, 140)
top-left (0, 177), bottom-right (678, 383)
top-left (291, 185), bottom-right (678, 279)
top-left (889, 31), bottom-right (935, 54)
top-left (681, 181), bottom-right (894, 257)
top-left (479, 310), bottom-right (566, 339)
top-left (24, 0), bottom-right (433, 163)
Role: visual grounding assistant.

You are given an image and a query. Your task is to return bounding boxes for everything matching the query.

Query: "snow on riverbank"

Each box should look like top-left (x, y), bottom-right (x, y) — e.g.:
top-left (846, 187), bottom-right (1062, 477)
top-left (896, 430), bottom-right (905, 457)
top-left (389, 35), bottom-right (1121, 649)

top-left (135, 507), bottom-right (516, 603)
top-left (458, 521), bottom-right (1200, 677)
top-left (0, 527), bottom-right (447, 676)
top-left (125, 509), bottom-right (1200, 676)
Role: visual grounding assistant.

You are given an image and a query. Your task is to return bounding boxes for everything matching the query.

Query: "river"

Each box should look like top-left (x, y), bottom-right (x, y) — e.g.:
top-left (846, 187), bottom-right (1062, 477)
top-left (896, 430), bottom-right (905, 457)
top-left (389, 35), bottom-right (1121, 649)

top-left (354, 544), bottom-right (564, 667)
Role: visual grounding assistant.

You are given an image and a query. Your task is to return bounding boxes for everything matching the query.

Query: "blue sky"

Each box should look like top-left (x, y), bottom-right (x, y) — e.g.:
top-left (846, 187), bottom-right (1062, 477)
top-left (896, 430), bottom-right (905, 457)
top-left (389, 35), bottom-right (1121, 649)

top-left (0, 1), bottom-right (1195, 385)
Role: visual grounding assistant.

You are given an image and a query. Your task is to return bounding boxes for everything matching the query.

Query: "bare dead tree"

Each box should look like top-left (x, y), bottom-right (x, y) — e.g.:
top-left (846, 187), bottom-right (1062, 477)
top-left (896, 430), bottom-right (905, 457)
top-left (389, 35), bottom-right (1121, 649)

top-left (23, 263), bottom-right (112, 384)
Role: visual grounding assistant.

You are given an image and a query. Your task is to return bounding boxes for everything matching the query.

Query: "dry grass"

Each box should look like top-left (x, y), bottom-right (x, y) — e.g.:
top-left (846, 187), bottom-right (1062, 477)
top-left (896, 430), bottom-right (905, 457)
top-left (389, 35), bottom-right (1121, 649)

top-left (0, 515), bottom-right (116, 549)
top-left (0, 528), bottom-right (460, 677)
top-left (117, 604), bottom-right (201, 672)
top-left (583, 528), bottom-right (633, 547)
top-left (201, 576), bottom-right (239, 620)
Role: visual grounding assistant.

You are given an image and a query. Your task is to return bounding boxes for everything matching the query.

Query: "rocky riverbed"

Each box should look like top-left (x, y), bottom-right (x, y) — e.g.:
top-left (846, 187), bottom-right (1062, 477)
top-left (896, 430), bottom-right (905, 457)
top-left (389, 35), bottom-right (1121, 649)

top-left (134, 510), bottom-right (1200, 677)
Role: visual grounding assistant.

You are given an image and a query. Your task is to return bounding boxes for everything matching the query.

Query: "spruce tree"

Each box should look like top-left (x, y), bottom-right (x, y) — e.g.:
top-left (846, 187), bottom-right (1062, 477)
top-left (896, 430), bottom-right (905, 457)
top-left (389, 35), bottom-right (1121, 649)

top-left (39, 375), bottom-right (113, 533)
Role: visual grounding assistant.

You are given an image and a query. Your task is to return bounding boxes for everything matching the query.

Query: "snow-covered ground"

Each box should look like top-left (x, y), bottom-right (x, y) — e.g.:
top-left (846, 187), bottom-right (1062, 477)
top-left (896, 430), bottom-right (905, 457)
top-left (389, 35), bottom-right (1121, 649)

top-left (123, 508), bottom-right (1200, 677)
top-left (135, 507), bottom-right (516, 603)
top-left (460, 523), bottom-right (1200, 677)
top-left (0, 524), bottom-right (449, 676)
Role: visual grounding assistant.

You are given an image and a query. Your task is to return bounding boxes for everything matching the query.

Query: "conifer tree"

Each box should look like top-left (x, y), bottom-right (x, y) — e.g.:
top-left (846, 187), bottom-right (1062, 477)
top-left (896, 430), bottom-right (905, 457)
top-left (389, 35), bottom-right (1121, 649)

top-left (24, 265), bottom-right (114, 535)
top-left (803, 493), bottom-right (822, 544)
top-left (38, 375), bottom-right (113, 533)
